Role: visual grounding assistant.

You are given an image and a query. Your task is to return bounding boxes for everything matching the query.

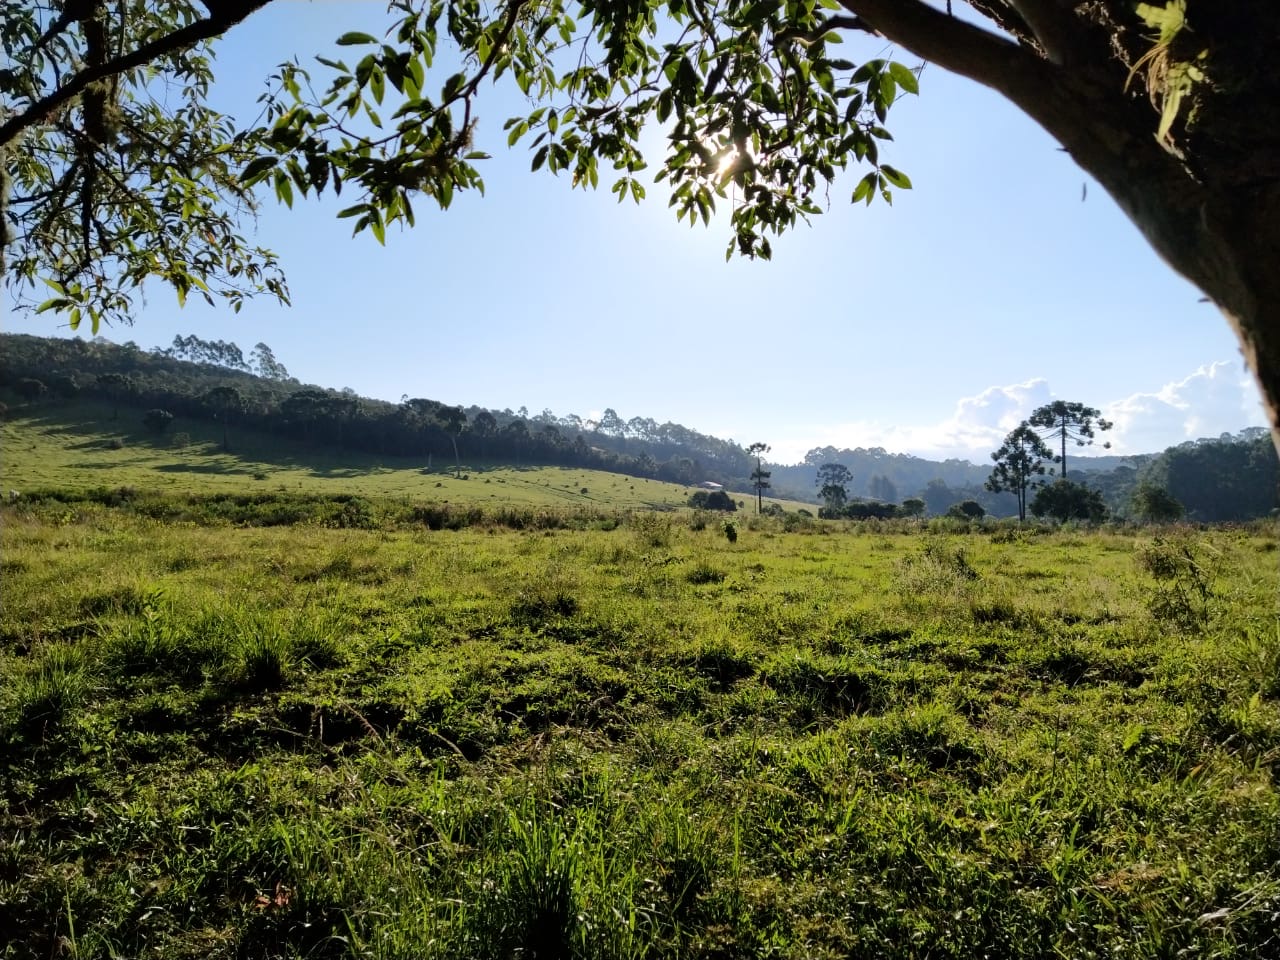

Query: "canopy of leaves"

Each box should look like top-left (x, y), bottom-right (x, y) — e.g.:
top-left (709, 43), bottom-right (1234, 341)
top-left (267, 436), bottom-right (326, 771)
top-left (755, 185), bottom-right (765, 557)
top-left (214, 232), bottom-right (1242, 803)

top-left (2, 0), bottom-right (919, 330)
top-left (1030, 480), bottom-right (1109, 524)
top-left (1, 0), bottom-right (290, 330)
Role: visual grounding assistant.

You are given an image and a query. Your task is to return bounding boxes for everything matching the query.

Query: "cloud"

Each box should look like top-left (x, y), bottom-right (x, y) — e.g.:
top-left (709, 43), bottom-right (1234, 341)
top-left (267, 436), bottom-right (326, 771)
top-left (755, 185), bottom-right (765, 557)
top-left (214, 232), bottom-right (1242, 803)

top-left (761, 378), bottom-right (1051, 463)
top-left (1103, 361), bottom-right (1267, 454)
top-left (764, 364), bottom-right (1266, 464)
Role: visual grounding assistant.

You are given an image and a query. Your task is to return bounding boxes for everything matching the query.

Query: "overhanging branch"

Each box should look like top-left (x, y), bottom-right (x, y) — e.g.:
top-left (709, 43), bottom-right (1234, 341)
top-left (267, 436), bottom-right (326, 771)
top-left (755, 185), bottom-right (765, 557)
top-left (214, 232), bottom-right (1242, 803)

top-left (835, 0), bottom-right (1219, 287)
top-left (0, 0), bottom-right (272, 151)
top-left (835, 0), bottom-right (1044, 94)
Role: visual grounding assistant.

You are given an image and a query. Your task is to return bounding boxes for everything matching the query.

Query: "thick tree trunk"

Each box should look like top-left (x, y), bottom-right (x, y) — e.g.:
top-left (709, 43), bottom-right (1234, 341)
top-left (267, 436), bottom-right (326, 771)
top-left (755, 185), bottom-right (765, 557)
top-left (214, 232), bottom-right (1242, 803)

top-left (840, 0), bottom-right (1280, 457)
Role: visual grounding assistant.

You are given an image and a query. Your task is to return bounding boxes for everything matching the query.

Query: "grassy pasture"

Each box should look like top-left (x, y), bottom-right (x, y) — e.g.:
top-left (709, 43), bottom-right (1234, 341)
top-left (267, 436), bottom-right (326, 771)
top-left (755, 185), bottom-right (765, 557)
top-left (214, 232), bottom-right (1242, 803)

top-left (2, 496), bottom-right (1278, 959)
top-left (0, 402), bottom-right (808, 512)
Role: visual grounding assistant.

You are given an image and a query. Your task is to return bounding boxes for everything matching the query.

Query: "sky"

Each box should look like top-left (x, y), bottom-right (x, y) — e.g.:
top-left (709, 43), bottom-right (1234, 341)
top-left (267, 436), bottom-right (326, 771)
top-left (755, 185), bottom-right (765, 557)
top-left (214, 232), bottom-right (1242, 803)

top-left (3, 1), bottom-right (1268, 465)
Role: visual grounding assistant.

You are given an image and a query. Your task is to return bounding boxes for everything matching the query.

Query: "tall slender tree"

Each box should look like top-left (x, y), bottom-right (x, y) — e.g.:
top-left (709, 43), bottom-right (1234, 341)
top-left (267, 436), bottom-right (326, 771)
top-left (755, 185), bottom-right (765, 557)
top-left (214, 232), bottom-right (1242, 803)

top-left (201, 385), bottom-right (244, 452)
top-left (1027, 402), bottom-right (1113, 481)
top-left (747, 442), bottom-right (772, 515)
top-left (816, 463), bottom-right (853, 514)
top-left (435, 405), bottom-right (468, 478)
top-left (986, 425), bottom-right (1054, 522)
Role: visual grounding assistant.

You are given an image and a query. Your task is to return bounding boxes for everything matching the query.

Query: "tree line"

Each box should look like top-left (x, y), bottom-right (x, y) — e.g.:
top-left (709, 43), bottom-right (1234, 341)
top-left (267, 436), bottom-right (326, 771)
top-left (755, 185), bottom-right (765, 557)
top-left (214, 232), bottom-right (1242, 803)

top-left (0, 334), bottom-right (761, 490)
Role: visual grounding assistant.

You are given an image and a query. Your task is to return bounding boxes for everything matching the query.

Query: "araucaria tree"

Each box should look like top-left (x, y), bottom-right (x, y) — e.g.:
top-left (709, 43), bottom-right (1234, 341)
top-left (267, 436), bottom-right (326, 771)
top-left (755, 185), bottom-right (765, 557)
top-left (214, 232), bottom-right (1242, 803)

top-left (986, 424), bottom-right (1053, 522)
top-left (747, 442), bottom-right (771, 515)
top-left (816, 462), bottom-right (852, 514)
top-left (1027, 401), bottom-right (1112, 481)
top-left (5, 2), bottom-right (1280, 452)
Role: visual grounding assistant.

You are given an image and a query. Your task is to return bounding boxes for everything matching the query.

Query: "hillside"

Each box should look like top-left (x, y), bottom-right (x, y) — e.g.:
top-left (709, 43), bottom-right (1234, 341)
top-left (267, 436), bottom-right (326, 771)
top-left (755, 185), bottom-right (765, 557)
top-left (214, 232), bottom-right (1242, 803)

top-left (0, 398), bottom-right (813, 514)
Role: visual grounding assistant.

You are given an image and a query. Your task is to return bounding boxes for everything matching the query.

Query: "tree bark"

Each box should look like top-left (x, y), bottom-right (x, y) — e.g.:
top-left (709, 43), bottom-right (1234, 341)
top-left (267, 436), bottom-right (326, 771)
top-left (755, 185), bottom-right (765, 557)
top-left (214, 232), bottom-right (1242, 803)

top-left (839, 0), bottom-right (1280, 456)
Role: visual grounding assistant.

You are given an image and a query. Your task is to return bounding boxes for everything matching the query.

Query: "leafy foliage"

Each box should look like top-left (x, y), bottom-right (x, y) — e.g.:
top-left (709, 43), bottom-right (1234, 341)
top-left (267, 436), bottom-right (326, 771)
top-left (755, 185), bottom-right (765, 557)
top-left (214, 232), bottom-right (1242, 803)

top-left (2, 0), bottom-right (918, 327)
top-left (1, 0), bottom-right (290, 329)
top-left (1027, 401), bottom-right (1113, 481)
top-left (688, 488), bottom-right (736, 511)
top-left (986, 424), bottom-right (1053, 522)
top-left (1030, 479), bottom-right (1109, 524)
top-left (816, 461), bottom-right (852, 512)
top-left (1130, 482), bottom-right (1184, 523)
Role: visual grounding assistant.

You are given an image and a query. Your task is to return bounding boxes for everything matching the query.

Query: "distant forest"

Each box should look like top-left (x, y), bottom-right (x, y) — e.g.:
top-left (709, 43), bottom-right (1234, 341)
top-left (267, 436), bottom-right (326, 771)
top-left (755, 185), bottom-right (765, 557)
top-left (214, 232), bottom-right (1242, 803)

top-left (2, 333), bottom-right (1276, 521)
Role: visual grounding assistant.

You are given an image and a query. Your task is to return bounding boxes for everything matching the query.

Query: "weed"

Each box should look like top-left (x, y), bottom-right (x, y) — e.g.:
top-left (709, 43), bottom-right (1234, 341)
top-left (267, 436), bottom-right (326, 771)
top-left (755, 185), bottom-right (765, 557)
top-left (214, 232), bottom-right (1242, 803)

top-left (686, 561), bottom-right (727, 585)
top-left (4, 642), bottom-right (89, 741)
top-left (1135, 535), bottom-right (1218, 628)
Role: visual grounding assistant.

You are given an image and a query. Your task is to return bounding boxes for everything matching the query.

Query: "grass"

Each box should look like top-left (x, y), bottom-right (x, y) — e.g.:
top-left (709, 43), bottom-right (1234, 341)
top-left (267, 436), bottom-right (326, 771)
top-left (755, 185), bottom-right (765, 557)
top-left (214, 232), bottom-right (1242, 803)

top-left (2, 491), bottom-right (1278, 958)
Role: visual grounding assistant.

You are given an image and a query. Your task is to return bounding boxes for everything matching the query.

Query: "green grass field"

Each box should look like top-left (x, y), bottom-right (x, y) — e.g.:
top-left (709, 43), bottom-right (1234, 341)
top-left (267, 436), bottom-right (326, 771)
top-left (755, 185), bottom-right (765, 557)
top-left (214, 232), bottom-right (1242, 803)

top-left (2, 402), bottom-right (1279, 958)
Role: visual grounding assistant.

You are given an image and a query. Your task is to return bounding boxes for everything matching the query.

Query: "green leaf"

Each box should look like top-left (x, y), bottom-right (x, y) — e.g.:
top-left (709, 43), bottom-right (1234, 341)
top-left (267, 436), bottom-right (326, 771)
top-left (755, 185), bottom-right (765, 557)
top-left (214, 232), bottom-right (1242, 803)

top-left (880, 164), bottom-right (912, 189)
top-left (887, 61), bottom-right (919, 95)
top-left (35, 297), bottom-right (72, 314)
top-left (336, 32), bottom-right (378, 46)
top-left (851, 171), bottom-right (876, 205)
top-left (274, 170), bottom-right (294, 208)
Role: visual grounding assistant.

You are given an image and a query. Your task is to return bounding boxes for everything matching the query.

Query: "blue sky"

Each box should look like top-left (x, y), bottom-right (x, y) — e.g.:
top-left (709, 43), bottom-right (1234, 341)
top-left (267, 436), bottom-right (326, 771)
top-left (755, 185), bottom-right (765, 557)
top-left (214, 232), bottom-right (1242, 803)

top-left (4, 2), bottom-right (1267, 464)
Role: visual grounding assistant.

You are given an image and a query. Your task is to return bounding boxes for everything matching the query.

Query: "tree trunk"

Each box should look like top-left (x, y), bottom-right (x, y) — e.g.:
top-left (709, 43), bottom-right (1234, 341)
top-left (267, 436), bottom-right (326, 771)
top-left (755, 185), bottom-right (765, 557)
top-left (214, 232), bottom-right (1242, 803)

top-left (839, 0), bottom-right (1280, 457)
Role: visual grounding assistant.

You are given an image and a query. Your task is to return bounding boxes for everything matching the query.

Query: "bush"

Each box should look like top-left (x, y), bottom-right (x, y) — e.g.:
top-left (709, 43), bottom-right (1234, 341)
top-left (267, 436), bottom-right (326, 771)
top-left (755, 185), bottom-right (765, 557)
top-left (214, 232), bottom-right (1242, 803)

top-left (687, 490), bottom-right (736, 511)
top-left (1031, 480), bottom-right (1108, 523)
top-left (1131, 483), bottom-right (1185, 522)
top-left (945, 500), bottom-right (985, 520)
top-left (142, 408), bottom-right (174, 434)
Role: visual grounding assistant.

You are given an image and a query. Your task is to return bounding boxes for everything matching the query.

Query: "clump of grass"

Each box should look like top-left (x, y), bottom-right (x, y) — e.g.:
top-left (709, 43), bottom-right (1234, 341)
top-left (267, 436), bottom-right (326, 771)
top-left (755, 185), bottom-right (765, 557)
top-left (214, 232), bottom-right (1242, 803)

top-left (510, 587), bottom-right (579, 625)
top-left (232, 631), bottom-right (292, 691)
top-left (629, 511), bottom-right (673, 548)
top-left (686, 561), bottom-right (727, 585)
top-left (477, 801), bottom-right (584, 957)
top-left (761, 651), bottom-right (890, 718)
top-left (896, 538), bottom-right (980, 600)
top-left (679, 640), bottom-right (757, 689)
top-left (4, 642), bottom-right (90, 741)
top-left (870, 702), bottom-right (979, 770)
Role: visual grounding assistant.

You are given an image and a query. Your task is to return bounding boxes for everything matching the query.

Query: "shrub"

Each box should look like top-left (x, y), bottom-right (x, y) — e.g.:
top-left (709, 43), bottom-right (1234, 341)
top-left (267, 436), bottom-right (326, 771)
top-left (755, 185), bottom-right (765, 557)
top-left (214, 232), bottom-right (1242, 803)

top-left (687, 490), bottom-right (736, 511)
top-left (142, 408), bottom-right (174, 434)
top-left (1134, 536), bottom-right (1217, 628)
top-left (1031, 480), bottom-right (1108, 523)
top-left (945, 499), bottom-right (986, 520)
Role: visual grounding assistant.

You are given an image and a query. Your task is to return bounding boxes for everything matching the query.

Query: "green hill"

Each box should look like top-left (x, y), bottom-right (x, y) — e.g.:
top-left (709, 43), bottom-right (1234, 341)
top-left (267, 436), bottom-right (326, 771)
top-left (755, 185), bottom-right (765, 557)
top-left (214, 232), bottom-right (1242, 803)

top-left (0, 398), bottom-right (809, 513)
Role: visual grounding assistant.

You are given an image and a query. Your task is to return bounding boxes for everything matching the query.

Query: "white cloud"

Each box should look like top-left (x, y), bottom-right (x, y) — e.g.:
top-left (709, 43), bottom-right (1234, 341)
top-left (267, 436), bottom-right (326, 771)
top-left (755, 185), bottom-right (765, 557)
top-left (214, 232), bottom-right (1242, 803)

top-left (763, 364), bottom-right (1266, 464)
top-left (1103, 361), bottom-right (1267, 454)
top-left (761, 378), bottom-right (1051, 463)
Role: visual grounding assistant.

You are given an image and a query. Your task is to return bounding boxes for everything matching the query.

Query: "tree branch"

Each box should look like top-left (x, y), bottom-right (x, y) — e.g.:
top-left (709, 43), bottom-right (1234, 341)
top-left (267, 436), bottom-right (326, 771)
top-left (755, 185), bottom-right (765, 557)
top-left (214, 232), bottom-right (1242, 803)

top-left (1005, 0), bottom-right (1085, 64)
top-left (835, 0), bottom-right (1214, 270)
top-left (0, 0), bottom-right (272, 150)
top-left (837, 0), bottom-right (1043, 93)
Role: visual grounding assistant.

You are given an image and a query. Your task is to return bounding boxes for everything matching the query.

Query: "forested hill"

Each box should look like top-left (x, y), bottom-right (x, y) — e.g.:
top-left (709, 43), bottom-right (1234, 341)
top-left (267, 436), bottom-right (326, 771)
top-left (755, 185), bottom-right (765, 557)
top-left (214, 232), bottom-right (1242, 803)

top-left (770, 446), bottom-right (1152, 506)
top-left (2, 333), bottom-right (1276, 520)
top-left (0, 333), bottom-right (758, 488)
